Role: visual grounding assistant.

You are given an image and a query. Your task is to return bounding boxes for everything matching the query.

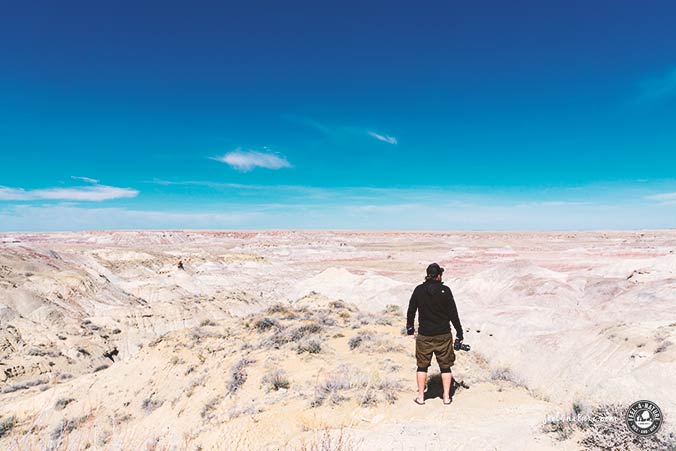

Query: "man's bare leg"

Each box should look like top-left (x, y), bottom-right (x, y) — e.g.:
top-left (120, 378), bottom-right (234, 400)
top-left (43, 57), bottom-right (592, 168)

top-left (415, 371), bottom-right (427, 403)
top-left (441, 371), bottom-right (452, 403)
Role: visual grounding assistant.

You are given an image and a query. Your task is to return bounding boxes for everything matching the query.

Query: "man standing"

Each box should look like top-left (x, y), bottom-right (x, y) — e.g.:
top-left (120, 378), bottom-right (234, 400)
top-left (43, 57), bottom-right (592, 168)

top-left (406, 263), bottom-right (464, 405)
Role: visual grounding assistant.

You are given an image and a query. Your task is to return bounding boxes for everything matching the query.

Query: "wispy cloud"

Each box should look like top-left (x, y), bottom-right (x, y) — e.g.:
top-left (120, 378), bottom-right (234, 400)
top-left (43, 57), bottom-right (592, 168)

top-left (645, 192), bottom-right (676, 201)
top-left (70, 176), bottom-right (100, 184)
top-left (287, 116), bottom-right (398, 146)
top-left (367, 131), bottom-right (398, 145)
top-left (3, 180), bottom-right (674, 231)
top-left (645, 192), bottom-right (676, 205)
top-left (0, 204), bottom-right (260, 231)
top-left (284, 116), bottom-right (334, 136)
top-left (637, 66), bottom-right (676, 104)
top-left (2, 192), bottom-right (674, 232)
top-left (212, 149), bottom-right (292, 172)
top-left (150, 178), bottom-right (304, 192)
top-left (513, 201), bottom-right (592, 208)
top-left (0, 184), bottom-right (139, 201)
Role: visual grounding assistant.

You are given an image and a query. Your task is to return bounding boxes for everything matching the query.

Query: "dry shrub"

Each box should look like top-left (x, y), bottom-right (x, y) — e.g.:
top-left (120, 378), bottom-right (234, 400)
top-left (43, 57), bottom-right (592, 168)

top-left (255, 317), bottom-right (280, 331)
top-left (262, 368), bottom-right (290, 392)
top-left (297, 338), bottom-right (322, 354)
top-left (54, 397), bottom-right (76, 411)
top-left (348, 331), bottom-right (403, 353)
top-left (290, 322), bottom-right (323, 341)
top-left (267, 303), bottom-right (290, 314)
top-left (201, 396), bottom-right (222, 420)
top-left (383, 304), bottom-right (402, 315)
top-left (542, 403), bottom-right (676, 451)
top-left (228, 358), bottom-right (254, 394)
top-left (0, 415), bottom-right (16, 438)
top-left (311, 365), bottom-right (402, 408)
top-left (141, 396), bottom-right (163, 413)
top-left (297, 427), bottom-right (359, 451)
top-left (2, 377), bottom-right (48, 394)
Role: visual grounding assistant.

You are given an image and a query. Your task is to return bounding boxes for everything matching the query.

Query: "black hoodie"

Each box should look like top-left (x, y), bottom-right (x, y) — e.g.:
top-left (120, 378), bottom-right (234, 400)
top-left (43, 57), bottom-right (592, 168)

top-left (406, 279), bottom-right (463, 338)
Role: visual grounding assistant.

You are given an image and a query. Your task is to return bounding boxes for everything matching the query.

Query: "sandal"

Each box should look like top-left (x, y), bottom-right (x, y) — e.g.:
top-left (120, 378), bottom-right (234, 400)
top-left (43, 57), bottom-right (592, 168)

top-left (414, 397), bottom-right (425, 405)
top-left (443, 397), bottom-right (452, 405)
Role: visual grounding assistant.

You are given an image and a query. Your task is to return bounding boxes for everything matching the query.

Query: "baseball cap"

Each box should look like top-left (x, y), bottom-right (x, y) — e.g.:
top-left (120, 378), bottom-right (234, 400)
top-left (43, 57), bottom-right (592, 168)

top-left (426, 263), bottom-right (444, 277)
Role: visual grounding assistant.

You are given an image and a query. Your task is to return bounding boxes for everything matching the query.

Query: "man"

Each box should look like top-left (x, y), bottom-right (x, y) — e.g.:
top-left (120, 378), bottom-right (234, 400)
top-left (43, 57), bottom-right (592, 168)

top-left (406, 263), bottom-right (464, 405)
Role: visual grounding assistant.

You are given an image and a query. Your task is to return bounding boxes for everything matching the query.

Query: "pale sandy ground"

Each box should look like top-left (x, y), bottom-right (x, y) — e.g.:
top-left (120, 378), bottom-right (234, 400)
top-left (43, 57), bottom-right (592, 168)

top-left (0, 230), bottom-right (675, 450)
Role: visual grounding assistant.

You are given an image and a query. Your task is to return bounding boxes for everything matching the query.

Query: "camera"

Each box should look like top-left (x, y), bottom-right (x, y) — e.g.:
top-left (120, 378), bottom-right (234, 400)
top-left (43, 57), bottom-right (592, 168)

top-left (454, 338), bottom-right (470, 352)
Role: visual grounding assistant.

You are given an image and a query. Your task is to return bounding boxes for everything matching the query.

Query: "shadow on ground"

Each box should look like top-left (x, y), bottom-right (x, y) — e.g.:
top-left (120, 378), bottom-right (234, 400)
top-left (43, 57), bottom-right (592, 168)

top-left (424, 373), bottom-right (470, 401)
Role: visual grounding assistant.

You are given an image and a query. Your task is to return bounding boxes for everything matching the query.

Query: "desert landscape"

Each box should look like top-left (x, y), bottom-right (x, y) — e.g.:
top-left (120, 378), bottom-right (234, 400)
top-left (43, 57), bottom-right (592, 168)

top-left (0, 230), bottom-right (675, 450)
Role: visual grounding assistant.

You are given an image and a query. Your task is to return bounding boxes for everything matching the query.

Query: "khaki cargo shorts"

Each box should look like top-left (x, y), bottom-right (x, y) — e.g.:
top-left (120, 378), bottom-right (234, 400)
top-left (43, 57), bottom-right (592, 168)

top-left (415, 331), bottom-right (455, 371)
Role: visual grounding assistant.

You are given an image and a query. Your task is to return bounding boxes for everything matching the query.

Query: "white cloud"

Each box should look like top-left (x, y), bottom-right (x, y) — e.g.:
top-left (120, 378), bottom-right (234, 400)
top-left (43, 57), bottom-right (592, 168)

top-left (368, 131), bottom-right (398, 145)
top-left (213, 149), bottom-right (292, 172)
top-left (70, 176), bottom-right (100, 184)
top-left (0, 184), bottom-right (139, 201)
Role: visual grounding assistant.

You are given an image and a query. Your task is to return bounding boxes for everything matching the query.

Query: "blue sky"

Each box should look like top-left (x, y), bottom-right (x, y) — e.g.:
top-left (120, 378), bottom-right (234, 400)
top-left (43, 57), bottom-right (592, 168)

top-left (1, 0), bottom-right (675, 230)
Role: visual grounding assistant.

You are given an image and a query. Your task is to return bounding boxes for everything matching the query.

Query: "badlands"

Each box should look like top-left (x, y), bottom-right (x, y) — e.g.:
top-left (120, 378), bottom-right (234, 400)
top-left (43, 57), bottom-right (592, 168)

top-left (0, 230), bottom-right (675, 450)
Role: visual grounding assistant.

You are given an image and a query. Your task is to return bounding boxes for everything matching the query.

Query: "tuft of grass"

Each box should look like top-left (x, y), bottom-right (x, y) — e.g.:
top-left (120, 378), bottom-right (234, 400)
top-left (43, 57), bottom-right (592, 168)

top-left (169, 355), bottom-right (184, 365)
top-left (259, 318), bottom-right (323, 349)
top-left (141, 396), bottom-right (164, 413)
top-left (377, 378), bottom-right (404, 403)
top-left (228, 403), bottom-right (261, 420)
top-left (311, 366), bottom-right (369, 407)
top-left (296, 427), bottom-right (358, 451)
top-left (655, 340), bottom-right (672, 353)
top-left (0, 415), bottom-right (16, 438)
top-left (490, 367), bottom-right (525, 387)
top-left (329, 300), bottom-right (347, 309)
top-left (572, 401), bottom-right (586, 415)
top-left (374, 317), bottom-right (392, 326)
top-left (297, 339), bottom-right (322, 354)
top-left (254, 318), bottom-right (280, 332)
top-left (359, 378), bottom-right (404, 406)
top-left (316, 313), bottom-right (337, 326)
top-left (200, 319), bottom-right (217, 327)
top-left (262, 368), bottom-right (290, 392)
top-left (358, 388), bottom-right (378, 407)
top-left (1, 377), bottom-right (48, 394)
top-left (54, 397), bottom-right (75, 411)
top-left (184, 375), bottom-right (206, 398)
top-left (260, 328), bottom-right (291, 348)
top-left (267, 303), bottom-right (289, 314)
top-left (190, 327), bottom-right (223, 343)
top-left (383, 304), bottom-right (402, 315)
top-left (201, 396), bottom-right (223, 420)
top-left (52, 415), bottom-right (87, 441)
top-left (542, 416), bottom-right (575, 441)
top-left (348, 336), bottom-right (363, 350)
top-left (290, 322), bottom-right (323, 341)
top-left (347, 331), bottom-right (402, 353)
